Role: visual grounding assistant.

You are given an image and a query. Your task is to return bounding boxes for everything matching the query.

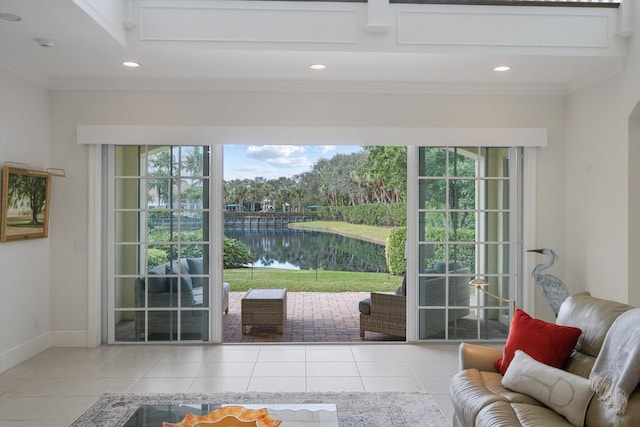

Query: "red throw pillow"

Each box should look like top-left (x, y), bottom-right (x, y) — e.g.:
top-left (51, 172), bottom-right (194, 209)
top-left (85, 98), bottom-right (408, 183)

top-left (495, 309), bottom-right (582, 375)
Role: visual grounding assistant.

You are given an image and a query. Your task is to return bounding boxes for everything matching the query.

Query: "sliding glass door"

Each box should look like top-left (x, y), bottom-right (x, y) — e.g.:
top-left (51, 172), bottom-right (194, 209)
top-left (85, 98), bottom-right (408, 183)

top-left (108, 145), bottom-right (212, 342)
top-left (415, 147), bottom-right (521, 340)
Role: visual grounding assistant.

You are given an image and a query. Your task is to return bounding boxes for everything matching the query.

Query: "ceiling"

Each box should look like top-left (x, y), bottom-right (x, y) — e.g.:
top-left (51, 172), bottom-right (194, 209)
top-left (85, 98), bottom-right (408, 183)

top-left (0, 0), bottom-right (631, 93)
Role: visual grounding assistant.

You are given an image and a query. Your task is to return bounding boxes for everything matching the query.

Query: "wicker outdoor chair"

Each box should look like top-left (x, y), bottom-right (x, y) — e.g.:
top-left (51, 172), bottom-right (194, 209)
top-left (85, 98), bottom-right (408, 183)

top-left (359, 292), bottom-right (406, 338)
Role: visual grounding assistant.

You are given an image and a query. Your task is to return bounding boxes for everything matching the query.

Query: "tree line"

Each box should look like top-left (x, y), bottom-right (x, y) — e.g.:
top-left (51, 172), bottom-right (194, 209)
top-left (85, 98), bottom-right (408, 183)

top-left (224, 146), bottom-right (407, 212)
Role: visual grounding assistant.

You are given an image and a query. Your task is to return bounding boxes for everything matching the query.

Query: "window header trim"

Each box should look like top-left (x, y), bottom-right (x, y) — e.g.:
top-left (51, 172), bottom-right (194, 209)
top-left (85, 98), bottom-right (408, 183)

top-left (77, 125), bottom-right (547, 147)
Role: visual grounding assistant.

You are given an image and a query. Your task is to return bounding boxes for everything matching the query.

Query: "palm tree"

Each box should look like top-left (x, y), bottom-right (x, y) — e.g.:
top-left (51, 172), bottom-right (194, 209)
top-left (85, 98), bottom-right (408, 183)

top-left (182, 146), bottom-right (204, 177)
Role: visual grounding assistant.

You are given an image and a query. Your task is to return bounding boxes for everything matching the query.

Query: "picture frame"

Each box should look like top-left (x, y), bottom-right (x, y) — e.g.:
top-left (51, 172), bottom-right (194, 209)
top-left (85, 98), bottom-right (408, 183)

top-left (1, 166), bottom-right (52, 242)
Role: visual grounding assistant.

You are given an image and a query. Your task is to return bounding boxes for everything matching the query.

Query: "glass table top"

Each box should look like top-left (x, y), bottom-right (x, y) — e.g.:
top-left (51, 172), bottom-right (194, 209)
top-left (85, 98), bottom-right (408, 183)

top-left (124, 403), bottom-right (339, 427)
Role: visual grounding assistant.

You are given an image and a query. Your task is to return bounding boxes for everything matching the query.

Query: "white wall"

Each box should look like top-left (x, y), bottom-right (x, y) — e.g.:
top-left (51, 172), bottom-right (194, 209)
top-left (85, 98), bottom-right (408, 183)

top-left (8, 63), bottom-right (637, 366)
top-left (0, 66), bottom-right (52, 372)
top-left (565, 5), bottom-right (640, 306)
top-left (630, 103), bottom-right (640, 305)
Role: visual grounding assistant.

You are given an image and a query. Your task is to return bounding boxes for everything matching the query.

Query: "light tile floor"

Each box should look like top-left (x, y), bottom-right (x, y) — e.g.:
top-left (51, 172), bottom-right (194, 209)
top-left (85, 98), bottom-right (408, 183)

top-left (0, 343), bottom-right (459, 426)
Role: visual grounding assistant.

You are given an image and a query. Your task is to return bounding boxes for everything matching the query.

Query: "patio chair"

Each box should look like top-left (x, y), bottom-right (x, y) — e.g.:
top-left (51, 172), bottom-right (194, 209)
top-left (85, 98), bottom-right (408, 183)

top-left (359, 292), bottom-right (407, 339)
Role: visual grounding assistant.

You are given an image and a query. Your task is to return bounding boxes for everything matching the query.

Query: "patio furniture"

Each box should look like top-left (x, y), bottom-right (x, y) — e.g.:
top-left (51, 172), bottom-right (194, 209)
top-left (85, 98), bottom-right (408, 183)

top-left (359, 292), bottom-right (407, 338)
top-left (134, 257), bottom-right (230, 340)
top-left (241, 288), bottom-right (287, 334)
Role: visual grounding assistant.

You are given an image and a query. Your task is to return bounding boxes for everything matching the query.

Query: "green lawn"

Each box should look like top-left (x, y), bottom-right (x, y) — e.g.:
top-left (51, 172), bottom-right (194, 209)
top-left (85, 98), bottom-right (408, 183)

top-left (223, 268), bottom-right (401, 293)
top-left (287, 220), bottom-right (393, 245)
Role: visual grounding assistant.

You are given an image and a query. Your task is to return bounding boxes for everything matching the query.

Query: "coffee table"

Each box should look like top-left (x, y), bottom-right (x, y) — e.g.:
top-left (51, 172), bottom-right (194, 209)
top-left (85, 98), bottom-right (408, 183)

top-left (123, 403), bottom-right (338, 426)
top-left (241, 288), bottom-right (287, 334)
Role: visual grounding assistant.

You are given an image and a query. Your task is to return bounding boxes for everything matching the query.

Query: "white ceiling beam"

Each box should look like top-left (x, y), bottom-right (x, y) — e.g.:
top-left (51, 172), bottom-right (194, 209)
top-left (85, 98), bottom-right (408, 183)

top-left (72, 0), bottom-right (128, 46)
top-left (366, 0), bottom-right (393, 34)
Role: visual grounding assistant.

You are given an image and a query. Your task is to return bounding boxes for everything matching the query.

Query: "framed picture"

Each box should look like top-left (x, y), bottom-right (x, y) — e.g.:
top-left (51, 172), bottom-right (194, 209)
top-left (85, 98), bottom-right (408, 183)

top-left (1, 166), bottom-right (51, 242)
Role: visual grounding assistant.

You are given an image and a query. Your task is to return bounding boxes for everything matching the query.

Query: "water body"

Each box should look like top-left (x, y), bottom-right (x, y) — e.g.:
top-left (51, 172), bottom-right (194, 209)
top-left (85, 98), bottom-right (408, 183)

top-left (224, 228), bottom-right (388, 273)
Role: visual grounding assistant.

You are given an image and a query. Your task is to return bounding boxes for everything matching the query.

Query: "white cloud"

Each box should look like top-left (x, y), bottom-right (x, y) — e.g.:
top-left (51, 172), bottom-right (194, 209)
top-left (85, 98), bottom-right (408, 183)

top-left (267, 156), bottom-right (311, 168)
top-left (246, 145), bottom-right (310, 169)
top-left (247, 145), bottom-right (305, 160)
top-left (314, 145), bottom-right (336, 155)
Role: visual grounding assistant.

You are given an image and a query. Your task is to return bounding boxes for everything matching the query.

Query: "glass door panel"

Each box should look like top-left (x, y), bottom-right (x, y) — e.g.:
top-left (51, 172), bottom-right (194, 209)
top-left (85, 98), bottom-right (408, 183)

top-left (416, 147), bottom-right (520, 341)
top-left (111, 145), bottom-right (212, 343)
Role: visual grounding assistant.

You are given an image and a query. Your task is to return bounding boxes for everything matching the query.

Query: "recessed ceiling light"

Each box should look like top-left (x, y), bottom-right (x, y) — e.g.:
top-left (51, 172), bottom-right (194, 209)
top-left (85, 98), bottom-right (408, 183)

top-left (309, 64), bottom-right (326, 70)
top-left (493, 66), bottom-right (511, 72)
top-left (0, 13), bottom-right (22, 22)
top-left (122, 61), bottom-right (140, 68)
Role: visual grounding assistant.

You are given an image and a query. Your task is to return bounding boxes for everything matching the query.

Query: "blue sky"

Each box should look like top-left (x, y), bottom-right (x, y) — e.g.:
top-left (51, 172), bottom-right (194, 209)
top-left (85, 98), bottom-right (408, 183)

top-left (223, 145), bottom-right (362, 181)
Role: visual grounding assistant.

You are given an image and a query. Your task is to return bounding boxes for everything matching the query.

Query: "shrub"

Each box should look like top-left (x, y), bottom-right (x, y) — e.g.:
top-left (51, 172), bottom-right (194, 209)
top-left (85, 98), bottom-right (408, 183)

top-left (146, 229), bottom-right (252, 269)
top-left (386, 226), bottom-right (407, 275)
top-left (317, 202), bottom-right (406, 227)
top-left (425, 227), bottom-right (476, 272)
top-left (223, 236), bottom-right (253, 268)
top-left (148, 248), bottom-right (168, 269)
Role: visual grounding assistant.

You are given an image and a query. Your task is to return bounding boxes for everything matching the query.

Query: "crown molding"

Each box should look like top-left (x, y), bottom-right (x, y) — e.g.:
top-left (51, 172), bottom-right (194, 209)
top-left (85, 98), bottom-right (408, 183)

top-left (47, 77), bottom-right (568, 96)
top-left (0, 54), bottom-right (49, 88)
top-left (566, 57), bottom-right (625, 93)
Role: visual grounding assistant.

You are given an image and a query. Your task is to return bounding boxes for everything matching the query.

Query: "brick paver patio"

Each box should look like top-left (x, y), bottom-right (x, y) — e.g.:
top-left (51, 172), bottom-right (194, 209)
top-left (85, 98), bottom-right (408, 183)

top-left (223, 291), bottom-right (404, 343)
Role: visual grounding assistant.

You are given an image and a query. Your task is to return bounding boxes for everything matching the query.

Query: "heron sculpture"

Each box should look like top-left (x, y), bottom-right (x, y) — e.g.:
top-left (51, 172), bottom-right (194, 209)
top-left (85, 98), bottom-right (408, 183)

top-left (527, 248), bottom-right (570, 316)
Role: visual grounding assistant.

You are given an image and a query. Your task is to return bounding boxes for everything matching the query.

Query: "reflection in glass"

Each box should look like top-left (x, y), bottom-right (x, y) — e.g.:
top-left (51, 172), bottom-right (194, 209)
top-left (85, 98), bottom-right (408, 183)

top-left (114, 211), bottom-right (140, 243)
top-left (419, 179), bottom-right (446, 209)
top-left (113, 144), bottom-right (211, 343)
top-left (114, 277), bottom-right (137, 308)
top-left (114, 244), bottom-right (139, 275)
top-left (115, 178), bottom-right (142, 209)
top-left (416, 146), bottom-right (518, 341)
top-left (114, 311), bottom-right (138, 342)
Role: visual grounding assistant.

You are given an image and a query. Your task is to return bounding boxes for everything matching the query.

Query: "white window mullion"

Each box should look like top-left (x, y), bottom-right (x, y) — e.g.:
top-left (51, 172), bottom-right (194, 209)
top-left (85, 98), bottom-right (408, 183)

top-left (406, 146), bottom-right (418, 341)
top-left (106, 145), bottom-right (116, 344)
top-left (210, 144), bottom-right (224, 343)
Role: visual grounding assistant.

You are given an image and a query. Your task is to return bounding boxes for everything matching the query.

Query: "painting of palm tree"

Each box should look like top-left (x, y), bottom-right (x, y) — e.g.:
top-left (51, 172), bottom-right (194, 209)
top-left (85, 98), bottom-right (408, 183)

top-left (1, 167), bottom-right (51, 242)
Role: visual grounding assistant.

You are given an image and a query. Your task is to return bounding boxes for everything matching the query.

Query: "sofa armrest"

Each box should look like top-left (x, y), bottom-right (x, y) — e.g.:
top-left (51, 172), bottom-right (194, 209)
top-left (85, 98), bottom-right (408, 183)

top-left (458, 343), bottom-right (503, 372)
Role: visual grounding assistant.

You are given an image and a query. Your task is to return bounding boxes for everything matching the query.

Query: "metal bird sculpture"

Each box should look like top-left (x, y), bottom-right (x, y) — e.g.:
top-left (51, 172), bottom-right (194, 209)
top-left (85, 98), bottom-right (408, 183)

top-left (527, 248), bottom-right (570, 317)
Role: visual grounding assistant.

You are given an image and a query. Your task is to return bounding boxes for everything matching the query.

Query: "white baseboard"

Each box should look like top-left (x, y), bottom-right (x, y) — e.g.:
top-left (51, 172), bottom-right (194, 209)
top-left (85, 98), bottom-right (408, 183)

top-left (0, 330), bottom-right (92, 373)
top-left (50, 330), bottom-right (89, 347)
top-left (0, 332), bottom-right (51, 373)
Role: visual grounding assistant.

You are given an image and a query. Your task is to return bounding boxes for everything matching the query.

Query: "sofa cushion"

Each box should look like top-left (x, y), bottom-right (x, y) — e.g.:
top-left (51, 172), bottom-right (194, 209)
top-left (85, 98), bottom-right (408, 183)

top-left (434, 260), bottom-right (463, 273)
top-left (359, 298), bottom-right (371, 315)
top-left (496, 309), bottom-right (581, 375)
top-left (192, 285), bottom-right (203, 306)
top-left (476, 401), bottom-right (573, 427)
top-left (186, 257), bottom-right (204, 288)
top-left (147, 264), bottom-right (169, 293)
top-left (503, 350), bottom-right (594, 426)
top-left (450, 368), bottom-right (542, 427)
top-left (169, 259), bottom-right (193, 293)
top-left (395, 276), bottom-right (407, 296)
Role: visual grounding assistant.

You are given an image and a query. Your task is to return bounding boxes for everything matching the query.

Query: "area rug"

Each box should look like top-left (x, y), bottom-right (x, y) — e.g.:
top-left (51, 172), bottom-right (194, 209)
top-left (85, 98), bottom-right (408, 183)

top-left (70, 391), bottom-right (448, 426)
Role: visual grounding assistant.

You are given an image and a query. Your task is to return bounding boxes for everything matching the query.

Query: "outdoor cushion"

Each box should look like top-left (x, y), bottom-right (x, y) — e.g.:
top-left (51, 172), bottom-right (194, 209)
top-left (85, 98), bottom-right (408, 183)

top-left (192, 285), bottom-right (203, 306)
top-left (359, 297), bottom-right (371, 315)
top-left (434, 261), bottom-right (464, 273)
top-left (396, 276), bottom-right (407, 296)
top-left (147, 264), bottom-right (169, 293)
top-left (186, 257), bottom-right (204, 288)
top-left (169, 259), bottom-right (193, 293)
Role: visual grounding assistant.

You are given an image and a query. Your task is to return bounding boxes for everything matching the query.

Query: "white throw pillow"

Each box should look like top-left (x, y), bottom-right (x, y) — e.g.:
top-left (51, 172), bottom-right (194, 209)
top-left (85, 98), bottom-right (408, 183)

top-left (502, 350), bottom-right (594, 427)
